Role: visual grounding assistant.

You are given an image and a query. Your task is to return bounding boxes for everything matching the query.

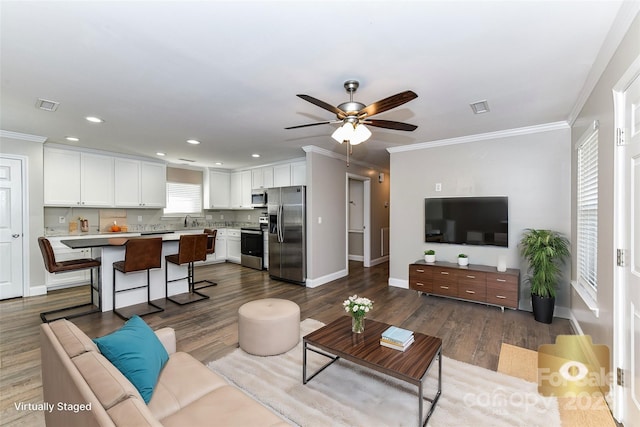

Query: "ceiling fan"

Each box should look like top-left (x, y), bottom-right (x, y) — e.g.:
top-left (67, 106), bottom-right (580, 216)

top-left (285, 80), bottom-right (418, 148)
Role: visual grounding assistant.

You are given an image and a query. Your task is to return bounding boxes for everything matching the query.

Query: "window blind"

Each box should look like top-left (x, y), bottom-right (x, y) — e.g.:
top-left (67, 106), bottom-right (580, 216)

top-left (163, 167), bottom-right (203, 215)
top-left (576, 128), bottom-right (598, 296)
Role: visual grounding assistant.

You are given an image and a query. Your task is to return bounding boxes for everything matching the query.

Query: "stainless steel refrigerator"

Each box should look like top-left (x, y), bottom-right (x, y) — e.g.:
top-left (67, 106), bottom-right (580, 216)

top-left (267, 186), bottom-right (306, 285)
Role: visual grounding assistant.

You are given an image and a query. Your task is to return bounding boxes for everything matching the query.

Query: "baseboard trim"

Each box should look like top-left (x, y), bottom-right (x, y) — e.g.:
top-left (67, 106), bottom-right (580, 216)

top-left (369, 255), bottom-right (389, 266)
top-left (306, 269), bottom-right (348, 288)
top-left (388, 277), bottom-right (408, 289)
top-left (29, 285), bottom-right (48, 297)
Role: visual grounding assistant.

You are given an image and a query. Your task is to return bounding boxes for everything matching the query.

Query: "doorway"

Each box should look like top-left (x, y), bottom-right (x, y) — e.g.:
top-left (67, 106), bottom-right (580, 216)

top-left (613, 57), bottom-right (640, 424)
top-left (0, 156), bottom-right (25, 299)
top-left (346, 174), bottom-right (371, 269)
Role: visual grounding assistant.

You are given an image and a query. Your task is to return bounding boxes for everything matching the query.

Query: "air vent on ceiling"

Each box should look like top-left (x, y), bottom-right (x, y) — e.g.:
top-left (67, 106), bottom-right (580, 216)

top-left (178, 158), bottom-right (196, 163)
top-left (470, 100), bottom-right (490, 114)
top-left (35, 98), bottom-right (60, 112)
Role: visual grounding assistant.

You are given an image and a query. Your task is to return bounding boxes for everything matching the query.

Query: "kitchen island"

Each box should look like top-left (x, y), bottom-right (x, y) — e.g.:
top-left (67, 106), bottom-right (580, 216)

top-left (62, 233), bottom-right (192, 312)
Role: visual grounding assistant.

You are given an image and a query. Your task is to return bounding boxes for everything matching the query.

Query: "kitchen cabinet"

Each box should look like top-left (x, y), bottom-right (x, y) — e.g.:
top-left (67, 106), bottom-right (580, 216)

top-left (252, 167), bottom-right (274, 189)
top-left (290, 161), bottom-right (306, 186)
top-left (114, 158), bottom-right (166, 208)
top-left (273, 164), bottom-right (291, 187)
top-left (226, 229), bottom-right (241, 263)
top-left (44, 148), bottom-right (114, 207)
top-left (230, 171), bottom-right (252, 208)
top-left (209, 170), bottom-right (231, 209)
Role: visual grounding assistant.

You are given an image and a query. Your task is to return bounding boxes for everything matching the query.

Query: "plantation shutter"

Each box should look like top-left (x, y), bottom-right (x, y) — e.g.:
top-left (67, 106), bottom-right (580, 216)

top-left (576, 127), bottom-right (598, 296)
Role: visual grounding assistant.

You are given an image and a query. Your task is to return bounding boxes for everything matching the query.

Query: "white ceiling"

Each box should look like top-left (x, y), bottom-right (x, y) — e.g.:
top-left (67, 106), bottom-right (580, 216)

top-left (0, 1), bottom-right (625, 170)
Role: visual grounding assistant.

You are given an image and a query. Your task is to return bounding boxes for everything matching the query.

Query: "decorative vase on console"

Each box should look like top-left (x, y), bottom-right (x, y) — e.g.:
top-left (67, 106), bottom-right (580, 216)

top-left (424, 250), bottom-right (436, 263)
top-left (458, 254), bottom-right (469, 266)
top-left (342, 295), bottom-right (373, 334)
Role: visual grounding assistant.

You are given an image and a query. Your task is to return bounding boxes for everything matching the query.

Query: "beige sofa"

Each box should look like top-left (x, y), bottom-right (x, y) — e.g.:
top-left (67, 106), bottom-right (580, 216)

top-left (40, 319), bottom-right (289, 427)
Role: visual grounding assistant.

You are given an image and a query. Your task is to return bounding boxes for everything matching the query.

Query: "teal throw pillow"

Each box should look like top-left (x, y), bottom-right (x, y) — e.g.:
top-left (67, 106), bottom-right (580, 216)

top-left (93, 315), bottom-right (169, 403)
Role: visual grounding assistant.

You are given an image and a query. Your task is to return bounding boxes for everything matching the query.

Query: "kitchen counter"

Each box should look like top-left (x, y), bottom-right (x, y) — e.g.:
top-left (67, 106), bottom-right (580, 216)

top-left (60, 234), bottom-right (198, 313)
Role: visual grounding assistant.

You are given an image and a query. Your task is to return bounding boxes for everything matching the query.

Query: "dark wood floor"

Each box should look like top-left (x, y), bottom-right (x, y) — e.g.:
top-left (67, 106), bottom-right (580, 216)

top-left (0, 261), bottom-right (573, 426)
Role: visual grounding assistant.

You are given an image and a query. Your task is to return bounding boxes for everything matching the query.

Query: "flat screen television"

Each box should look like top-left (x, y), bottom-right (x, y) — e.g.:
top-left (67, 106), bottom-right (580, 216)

top-left (424, 196), bottom-right (508, 247)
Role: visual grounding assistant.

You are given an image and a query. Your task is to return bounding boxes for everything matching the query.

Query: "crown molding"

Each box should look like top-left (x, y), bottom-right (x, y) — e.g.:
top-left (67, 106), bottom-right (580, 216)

top-left (387, 121), bottom-right (569, 154)
top-left (567, 1), bottom-right (640, 125)
top-left (0, 130), bottom-right (47, 143)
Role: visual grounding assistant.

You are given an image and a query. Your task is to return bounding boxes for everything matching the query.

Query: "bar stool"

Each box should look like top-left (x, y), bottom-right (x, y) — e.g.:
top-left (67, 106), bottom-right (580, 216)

top-left (38, 237), bottom-right (101, 323)
top-left (165, 234), bottom-right (210, 305)
top-left (112, 237), bottom-right (164, 320)
top-left (192, 228), bottom-right (217, 290)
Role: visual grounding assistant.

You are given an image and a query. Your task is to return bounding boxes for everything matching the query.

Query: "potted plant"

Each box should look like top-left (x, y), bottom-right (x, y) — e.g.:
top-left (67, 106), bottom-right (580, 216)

top-left (519, 229), bottom-right (570, 324)
top-left (424, 250), bottom-right (436, 263)
top-left (457, 254), bottom-right (468, 266)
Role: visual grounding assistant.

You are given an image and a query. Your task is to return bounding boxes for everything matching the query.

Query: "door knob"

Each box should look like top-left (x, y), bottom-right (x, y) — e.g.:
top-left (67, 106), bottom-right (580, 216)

top-left (12, 234), bottom-right (20, 238)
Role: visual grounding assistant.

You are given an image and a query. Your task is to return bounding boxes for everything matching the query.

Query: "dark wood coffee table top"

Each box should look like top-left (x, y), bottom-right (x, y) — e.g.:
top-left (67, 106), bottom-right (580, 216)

top-left (303, 316), bottom-right (442, 385)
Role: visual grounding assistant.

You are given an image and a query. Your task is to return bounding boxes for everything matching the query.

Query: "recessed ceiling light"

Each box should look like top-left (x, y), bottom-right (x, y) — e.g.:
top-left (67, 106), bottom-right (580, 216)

top-left (252, 154), bottom-right (260, 158)
top-left (85, 116), bottom-right (104, 123)
top-left (36, 98), bottom-right (60, 112)
top-left (156, 152), bottom-right (166, 156)
top-left (65, 136), bottom-right (79, 142)
top-left (215, 162), bottom-right (223, 166)
top-left (186, 139), bottom-right (200, 145)
top-left (470, 100), bottom-right (490, 114)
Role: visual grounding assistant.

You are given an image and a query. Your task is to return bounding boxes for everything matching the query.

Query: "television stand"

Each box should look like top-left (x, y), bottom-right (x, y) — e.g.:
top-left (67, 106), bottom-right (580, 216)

top-left (408, 260), bottom-right (520, 310)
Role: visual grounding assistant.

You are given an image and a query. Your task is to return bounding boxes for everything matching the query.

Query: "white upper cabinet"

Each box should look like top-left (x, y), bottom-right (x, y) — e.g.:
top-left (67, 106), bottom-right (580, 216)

top-left (273, 164), bottom-right (291, 188)
top-left (290, 161), bottom-right (306, 186)
top-left (140, 162), bottom-right (166, 207)
top-left (114, 158), bottom-right (166, 208)
top-left (44, 148), bottom-right (114, 207)
top-left (209, 170), bottom-right (231, 209)
top-left (230, 170), bottom-right (252, 208)
top-left (252, 167), bottom-right (274, 189)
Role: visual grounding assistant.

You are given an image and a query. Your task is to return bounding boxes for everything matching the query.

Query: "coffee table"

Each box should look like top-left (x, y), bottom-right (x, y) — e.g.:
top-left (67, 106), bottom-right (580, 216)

top-left (303, 316), bottom-right (442, 427)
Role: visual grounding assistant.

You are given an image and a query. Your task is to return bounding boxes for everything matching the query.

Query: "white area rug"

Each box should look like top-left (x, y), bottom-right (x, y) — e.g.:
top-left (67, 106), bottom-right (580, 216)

top-left (208, 319), bottom-right (560, 427)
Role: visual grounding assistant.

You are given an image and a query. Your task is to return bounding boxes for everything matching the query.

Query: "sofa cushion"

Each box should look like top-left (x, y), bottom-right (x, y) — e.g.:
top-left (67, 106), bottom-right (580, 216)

top-left (93, 315), bottom-right (169, 403)
top-left (147, 352), bottom-right (228, 420)
top-left (107, 397), bottom-right (164, 427)
top-left (49, 319), bottom-right (99, 358)
top-left (160, 385), bottom-right (289, 427)
top-left (73, 351), bottom-right (142, 409)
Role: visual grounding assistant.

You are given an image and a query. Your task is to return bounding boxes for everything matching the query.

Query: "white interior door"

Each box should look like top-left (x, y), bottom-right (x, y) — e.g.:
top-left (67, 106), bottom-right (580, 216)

top-left (0, 157), bottom-right (24, 299)
top-left (622, 72), bottom-right (640, 425)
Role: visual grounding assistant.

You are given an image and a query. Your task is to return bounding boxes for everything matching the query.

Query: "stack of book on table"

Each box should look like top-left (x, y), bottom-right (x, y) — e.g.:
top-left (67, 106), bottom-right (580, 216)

top-left (380, 326), bottom-right (414, 351)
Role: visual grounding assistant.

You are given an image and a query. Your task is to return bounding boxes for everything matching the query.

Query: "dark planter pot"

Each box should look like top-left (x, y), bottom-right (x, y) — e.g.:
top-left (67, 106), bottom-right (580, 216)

top-left (531, 294), bottom-right (555, 324)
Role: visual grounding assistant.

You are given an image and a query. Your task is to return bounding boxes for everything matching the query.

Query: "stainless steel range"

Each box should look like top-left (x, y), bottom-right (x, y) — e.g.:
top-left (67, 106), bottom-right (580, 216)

top-left (240, 216), bottom-right (268, 270)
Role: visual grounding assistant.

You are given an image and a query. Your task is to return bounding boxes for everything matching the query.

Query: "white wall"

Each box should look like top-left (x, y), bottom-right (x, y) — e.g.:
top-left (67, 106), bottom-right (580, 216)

top-left (569, 13), bottom-right (640, 350)
top-left (389, 127), bottom-right (571, 311)
top-left (305, 147), bottom-right (390, 287)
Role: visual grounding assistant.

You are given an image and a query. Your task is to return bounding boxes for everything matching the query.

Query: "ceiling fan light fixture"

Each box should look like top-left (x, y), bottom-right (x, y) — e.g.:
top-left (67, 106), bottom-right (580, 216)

top-left (350, 124), bottom-right (371, 145)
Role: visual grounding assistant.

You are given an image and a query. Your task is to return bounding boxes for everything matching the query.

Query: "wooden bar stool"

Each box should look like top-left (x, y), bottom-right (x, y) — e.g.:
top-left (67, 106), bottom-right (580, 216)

top-left (38, 237), bottom-right (101, 323)
top-left (192, 228), bottom-right (218, 290)
top-left (165, 234), bottom-right (210, 305)
top-left (112, 237), bottom-right (164, 320)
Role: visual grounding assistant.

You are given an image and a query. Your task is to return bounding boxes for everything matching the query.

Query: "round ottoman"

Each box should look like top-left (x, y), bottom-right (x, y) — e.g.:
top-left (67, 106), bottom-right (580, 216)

top-left (238, 298), bottom-right (300, 356)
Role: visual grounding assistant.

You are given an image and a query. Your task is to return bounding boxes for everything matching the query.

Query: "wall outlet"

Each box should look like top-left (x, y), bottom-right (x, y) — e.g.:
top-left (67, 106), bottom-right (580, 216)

top-left (220, 214), bottom-right (224, 220)
top-left (205, 214), bottom-right (212, 220)
top-left (318, 216), bottom-right (322, 224)
top-left (137, 216), bottom-right (143, 222)
top-left (247, 214), bottom-right (251, 220)
top-left (58, 216), bottom-right (66, 224)
top-left (435, 183), bottom-right (442, 192)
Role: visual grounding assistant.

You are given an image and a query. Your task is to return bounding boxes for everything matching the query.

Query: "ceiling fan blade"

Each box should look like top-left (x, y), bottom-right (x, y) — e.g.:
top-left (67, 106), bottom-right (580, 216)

top-left (297, 94), bottom-right (346, 118)
top-left (284, 121), bottom-right (332, 130)
top-left (358, 90), bottom-right (418, 118)
top-left (363, 119), bottom-right (418, 131)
